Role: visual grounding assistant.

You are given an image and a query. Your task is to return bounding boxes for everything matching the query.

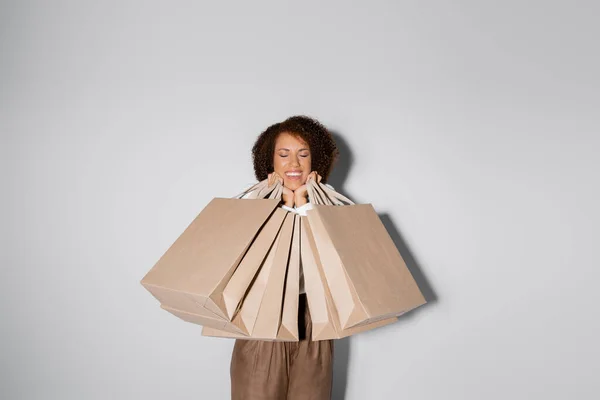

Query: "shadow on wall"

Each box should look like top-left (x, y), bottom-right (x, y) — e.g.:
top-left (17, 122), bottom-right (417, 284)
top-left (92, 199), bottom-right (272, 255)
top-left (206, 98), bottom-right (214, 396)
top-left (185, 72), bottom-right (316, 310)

top-left (326, 132), bottom-right (438, 400)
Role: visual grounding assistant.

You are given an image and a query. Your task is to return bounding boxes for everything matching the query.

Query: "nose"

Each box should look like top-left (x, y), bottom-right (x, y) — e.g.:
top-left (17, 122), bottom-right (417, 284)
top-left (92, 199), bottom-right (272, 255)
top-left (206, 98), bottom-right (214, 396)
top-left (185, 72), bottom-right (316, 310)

top-left (290, 155), bottom-right (300, 167)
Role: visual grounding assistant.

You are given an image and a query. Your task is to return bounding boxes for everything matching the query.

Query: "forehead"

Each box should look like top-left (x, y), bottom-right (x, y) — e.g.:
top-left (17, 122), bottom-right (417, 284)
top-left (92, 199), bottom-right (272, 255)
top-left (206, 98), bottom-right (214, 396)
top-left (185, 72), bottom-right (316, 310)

top-left (275, 132), bottom-right (309, 149)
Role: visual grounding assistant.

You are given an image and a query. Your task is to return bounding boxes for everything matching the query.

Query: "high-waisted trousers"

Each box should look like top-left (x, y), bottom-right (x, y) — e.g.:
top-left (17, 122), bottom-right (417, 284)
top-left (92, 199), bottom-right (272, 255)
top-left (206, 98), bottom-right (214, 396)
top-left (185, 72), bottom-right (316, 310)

top-left (230, 294), bottom-right (334, 399)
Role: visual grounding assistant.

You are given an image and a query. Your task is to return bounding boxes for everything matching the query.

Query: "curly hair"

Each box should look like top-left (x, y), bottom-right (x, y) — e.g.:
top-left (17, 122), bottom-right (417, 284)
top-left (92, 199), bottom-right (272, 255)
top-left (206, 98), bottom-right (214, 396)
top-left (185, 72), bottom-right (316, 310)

top-left (252, 115), bottom-right (339, 183)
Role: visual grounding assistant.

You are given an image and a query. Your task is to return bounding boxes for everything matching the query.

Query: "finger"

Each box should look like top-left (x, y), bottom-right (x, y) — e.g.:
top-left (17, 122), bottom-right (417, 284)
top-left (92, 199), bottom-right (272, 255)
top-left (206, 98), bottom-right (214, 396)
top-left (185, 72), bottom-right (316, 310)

top-left (273, 171), bottom-right (282, 184)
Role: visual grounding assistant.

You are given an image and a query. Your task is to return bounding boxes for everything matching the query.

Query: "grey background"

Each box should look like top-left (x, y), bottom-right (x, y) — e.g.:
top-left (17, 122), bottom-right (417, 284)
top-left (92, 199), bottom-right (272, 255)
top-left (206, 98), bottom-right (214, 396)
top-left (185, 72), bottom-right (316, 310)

top-left (2, 1), bottom-right (599, 399)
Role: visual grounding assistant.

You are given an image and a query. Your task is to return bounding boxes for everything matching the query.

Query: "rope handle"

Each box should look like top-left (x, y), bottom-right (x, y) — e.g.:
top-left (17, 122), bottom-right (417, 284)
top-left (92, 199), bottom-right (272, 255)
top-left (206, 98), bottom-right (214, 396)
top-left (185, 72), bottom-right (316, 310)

top-left (307, 179), bottom-right (355, 205)
top-left (233, 176), bottom-right (354, 206)
top-left (233, 178), bottom-right (283, 200)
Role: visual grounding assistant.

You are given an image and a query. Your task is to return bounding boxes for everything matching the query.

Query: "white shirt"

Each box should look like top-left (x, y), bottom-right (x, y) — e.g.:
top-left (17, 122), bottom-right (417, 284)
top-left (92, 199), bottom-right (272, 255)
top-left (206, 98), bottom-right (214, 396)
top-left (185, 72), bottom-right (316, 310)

top-left (241, 183), bottom-right (335, 294)
top-left (281, 202), bottom-right (313, 216)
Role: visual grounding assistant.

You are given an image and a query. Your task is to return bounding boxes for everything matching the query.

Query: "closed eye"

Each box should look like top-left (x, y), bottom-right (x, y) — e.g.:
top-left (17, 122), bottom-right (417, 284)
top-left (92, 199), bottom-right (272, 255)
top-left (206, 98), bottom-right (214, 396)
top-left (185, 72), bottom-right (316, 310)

top-left (278, 154), bottom-right (309, 158)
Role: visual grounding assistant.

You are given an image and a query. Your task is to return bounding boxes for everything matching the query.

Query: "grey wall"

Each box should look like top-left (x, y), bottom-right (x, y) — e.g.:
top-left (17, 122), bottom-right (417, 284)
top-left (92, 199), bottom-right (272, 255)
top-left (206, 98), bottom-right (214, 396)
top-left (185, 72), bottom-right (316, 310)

top-left (2, 1), bottom-right (599, 399)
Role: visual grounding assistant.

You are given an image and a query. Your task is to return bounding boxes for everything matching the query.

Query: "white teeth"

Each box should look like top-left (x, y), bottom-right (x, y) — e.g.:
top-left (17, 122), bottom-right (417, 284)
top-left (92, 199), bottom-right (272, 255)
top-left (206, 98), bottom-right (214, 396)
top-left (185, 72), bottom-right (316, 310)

top-left (286, 172), bottom-right (301, 176)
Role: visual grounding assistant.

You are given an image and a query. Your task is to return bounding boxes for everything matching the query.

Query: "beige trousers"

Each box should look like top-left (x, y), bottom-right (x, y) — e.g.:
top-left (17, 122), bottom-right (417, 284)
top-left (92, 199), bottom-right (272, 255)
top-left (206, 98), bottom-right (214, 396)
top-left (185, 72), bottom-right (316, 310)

top-left (230, 294), bottom-right (334, 399)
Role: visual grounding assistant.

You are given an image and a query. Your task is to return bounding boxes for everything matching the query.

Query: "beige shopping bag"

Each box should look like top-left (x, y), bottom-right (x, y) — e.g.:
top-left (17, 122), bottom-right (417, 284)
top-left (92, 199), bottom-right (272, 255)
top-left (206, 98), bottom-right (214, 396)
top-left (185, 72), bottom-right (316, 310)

top-left (221, 208), bottom-right (288, 320)
top-left (200, 325), bottom-right (300, 341)
top-left (304, 179), bottom-right (426, 330)
top-left (159, 236), bottom-right (283, 339)
top-left (299, 216), bottom-right (337, 338)
top-left (140, 179), bottom-right (285, 321)
top-left (245, 213), bottom-right (295, 339)
top-left (300, 217), bottom-right (398, 340)
top-left (202, 212), bottom-right (396, 341)
top-left (277, 214), bottom-right (300, 341)
top-left (228, 220), bottom-right (283, 335)
top-left (160, 304), bottom-right (247, 334)
top-left (202, 214), bottom-right (300, 341)
top-left (201, 325), bottom-right (248, 339)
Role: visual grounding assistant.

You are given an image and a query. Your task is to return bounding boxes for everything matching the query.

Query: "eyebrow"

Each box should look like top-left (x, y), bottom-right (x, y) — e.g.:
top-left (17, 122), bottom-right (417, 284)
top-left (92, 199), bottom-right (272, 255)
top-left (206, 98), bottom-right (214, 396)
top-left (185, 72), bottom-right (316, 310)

top-left (276, 148), bottom-right (310, 151)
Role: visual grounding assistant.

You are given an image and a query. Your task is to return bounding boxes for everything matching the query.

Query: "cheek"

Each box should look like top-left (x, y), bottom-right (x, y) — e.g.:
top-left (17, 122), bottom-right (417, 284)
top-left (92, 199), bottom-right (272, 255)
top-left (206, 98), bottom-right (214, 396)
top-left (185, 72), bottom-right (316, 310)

top-left (302, 157), bottom-right (312, 171)
top-left (272, 156), bottom-right (286, 173)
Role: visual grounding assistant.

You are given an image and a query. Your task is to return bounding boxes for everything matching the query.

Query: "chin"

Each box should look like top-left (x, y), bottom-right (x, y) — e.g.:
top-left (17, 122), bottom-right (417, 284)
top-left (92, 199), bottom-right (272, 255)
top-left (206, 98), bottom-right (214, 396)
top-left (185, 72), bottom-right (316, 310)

top-left (285, 180), bottom-right (304, 191)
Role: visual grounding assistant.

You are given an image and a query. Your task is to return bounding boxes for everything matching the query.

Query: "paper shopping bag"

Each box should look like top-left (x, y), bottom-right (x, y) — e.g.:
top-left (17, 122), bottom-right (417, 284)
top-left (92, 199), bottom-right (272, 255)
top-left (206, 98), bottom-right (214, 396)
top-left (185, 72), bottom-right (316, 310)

top-left (305, 180), bottom-right (426, 330)
top-left (277, 214), bottom-right (300, 341)
top-left (202, 217), bottom-right (300, 342)
top-left (140, 179), bottom-right (284, 320)
top-left (160, 304), bottom-right (247, 334)
top-left (200, 325), bottom-right (300, 341)
top-left (202, 213), bottom-right (396, 341)
top-left (221, 208), bottom-right (288, 319)
top-left (243, 213), bottom-right (295, 339)
top-left (204, 214), bottom-right (300, 340)
top-left (200, 325), bottom-right (248, 339)
top-left (300, 217), bottom-right (398, 340)
top-left (228, 218), bottom-right (283, 335)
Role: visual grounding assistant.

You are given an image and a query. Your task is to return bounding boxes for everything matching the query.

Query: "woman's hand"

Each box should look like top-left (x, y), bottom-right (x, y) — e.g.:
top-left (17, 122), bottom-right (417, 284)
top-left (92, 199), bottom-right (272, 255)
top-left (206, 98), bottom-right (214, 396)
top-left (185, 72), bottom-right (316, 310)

top-left (268, 172), bottom-right (295, 207)
top-left (294, 171), bottom-right (322, 207)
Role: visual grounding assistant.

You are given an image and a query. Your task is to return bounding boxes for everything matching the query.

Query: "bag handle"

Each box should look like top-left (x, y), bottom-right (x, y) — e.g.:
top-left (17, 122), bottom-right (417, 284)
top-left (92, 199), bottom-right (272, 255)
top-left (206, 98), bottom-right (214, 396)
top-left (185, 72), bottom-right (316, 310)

top-left (233, 180), bottom-right (265, 199)
top-left (233, 178), bottom-right (283, 200)
top-left (319, 181), bottom-right (355, 205)
top-left (234, 176), bottom-right (354, 205)
top-left (268, 182), bottom-right (283, 200)
top-left (307, 178), bottom-right (332, 206)
top-left (307, 179), bottom-right (355, 206)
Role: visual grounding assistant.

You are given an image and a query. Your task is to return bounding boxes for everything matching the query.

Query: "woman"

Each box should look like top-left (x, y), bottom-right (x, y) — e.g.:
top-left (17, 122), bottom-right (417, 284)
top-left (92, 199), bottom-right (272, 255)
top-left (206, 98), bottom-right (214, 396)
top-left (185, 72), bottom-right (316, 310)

top-left (230, 115), bottom-right (339, 400)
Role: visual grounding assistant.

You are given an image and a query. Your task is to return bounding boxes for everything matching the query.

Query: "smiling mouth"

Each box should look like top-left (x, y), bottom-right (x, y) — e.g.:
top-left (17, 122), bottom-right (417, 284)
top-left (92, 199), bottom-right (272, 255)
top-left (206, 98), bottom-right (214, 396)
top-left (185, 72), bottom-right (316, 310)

top-left (285, 171), bottom-right (303, 180)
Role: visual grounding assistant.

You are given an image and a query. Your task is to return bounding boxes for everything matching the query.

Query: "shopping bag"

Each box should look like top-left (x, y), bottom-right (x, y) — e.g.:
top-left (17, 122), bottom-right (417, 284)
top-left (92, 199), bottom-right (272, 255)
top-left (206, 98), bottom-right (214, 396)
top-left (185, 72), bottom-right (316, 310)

top-left (228, 227), bottom-right (281, 335)
top-left (304, 179), bottom-right (426, 330)
top-left (201, 214), bottom-right (300, 341)
top-left (234, 212), bottom-right (296, 339)
top-left (300, 217), bottom-right (398, 340)
top-left (221, 207), bottom-right (288, 320)
top-left (202, 211), bottom-right (396, 341)
top-left (277, 214), bottom-right (301, 341)
top-left (200, 214), bottom-right (300, 341)
top-left (140, 179), bottom-right (285, 321)
top-left (160, 304), bottom-right (247, 334)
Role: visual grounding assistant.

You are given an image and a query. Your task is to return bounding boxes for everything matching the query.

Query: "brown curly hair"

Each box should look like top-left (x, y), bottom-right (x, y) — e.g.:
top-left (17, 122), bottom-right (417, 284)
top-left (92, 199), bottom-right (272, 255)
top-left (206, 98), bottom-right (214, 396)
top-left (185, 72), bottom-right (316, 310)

top-left (252, 115), bottom-right (339, 183)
